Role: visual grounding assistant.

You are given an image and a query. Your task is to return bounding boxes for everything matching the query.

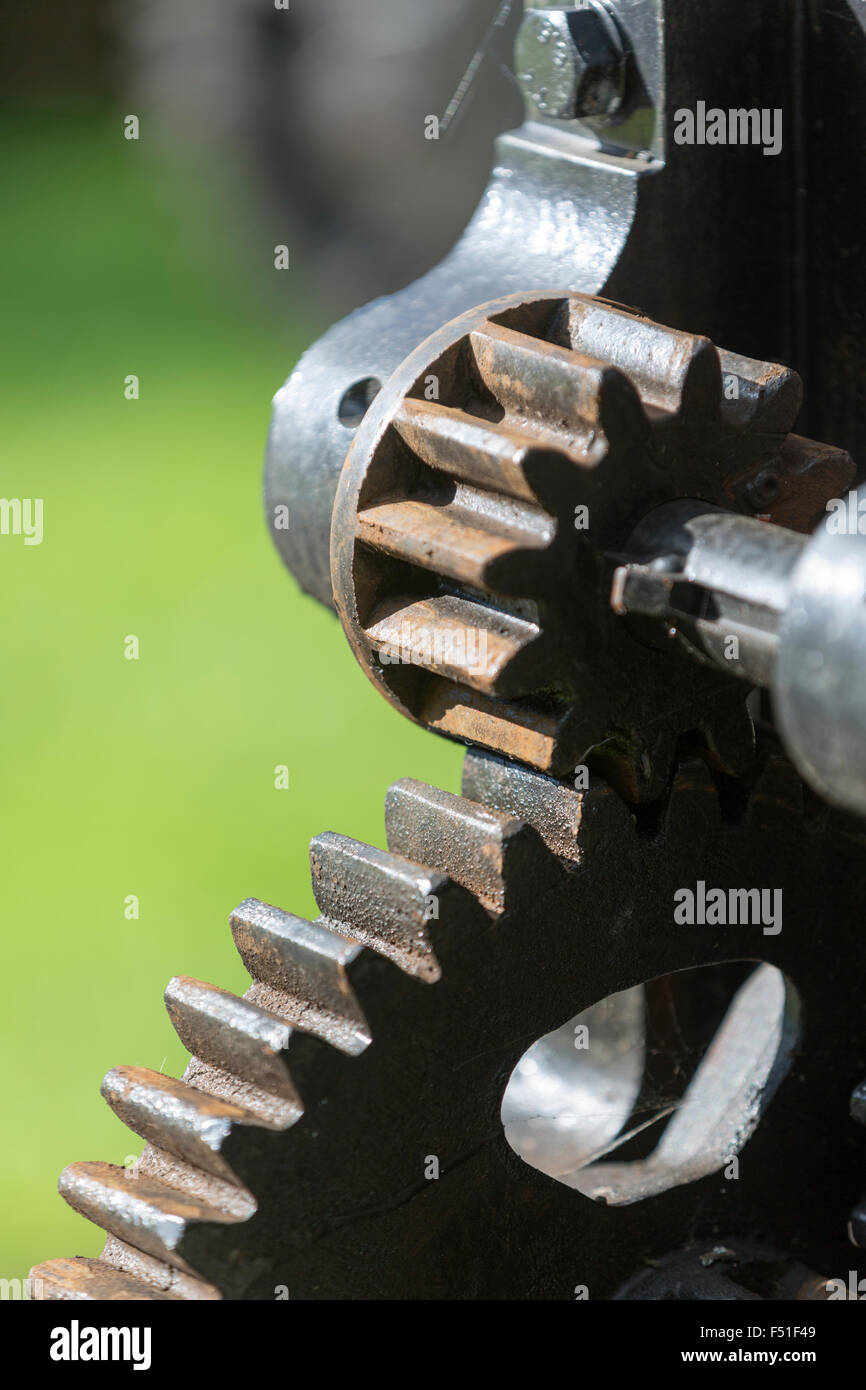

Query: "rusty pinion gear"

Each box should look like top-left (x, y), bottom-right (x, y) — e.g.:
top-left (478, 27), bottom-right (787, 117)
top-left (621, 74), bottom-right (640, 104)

top-left (331, 293), bottom-right (852, 801)
top-left (32, 745), bottom-right (866, 1300)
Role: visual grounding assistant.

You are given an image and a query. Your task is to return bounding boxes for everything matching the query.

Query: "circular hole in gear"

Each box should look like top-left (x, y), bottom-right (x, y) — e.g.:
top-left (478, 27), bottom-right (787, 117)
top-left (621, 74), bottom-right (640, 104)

top-left (502, 961), bottom-right (800, 1205)
top-left (338, 377), bottom-right (382, 429)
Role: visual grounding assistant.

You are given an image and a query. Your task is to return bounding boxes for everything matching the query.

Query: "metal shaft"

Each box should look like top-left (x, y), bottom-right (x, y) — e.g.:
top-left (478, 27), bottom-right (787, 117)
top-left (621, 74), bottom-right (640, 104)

top-left (612, 491), bottom-right (866, 817)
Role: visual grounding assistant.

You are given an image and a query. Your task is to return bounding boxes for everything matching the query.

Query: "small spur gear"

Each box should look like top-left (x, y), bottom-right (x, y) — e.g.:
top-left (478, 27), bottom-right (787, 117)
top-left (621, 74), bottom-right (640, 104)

top-left (331, 293), bottom-right (852, 800)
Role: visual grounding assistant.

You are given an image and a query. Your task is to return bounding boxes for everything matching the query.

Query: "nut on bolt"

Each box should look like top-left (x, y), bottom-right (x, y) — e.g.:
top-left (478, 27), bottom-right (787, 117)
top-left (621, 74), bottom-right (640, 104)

top-left (515, 3), bottom-right (627, 122)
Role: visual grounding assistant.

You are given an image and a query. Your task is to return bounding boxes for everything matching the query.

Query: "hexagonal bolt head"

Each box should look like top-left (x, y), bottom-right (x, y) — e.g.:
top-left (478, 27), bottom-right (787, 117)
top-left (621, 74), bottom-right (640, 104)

top-left (515, 4), bottom-right (626, 123)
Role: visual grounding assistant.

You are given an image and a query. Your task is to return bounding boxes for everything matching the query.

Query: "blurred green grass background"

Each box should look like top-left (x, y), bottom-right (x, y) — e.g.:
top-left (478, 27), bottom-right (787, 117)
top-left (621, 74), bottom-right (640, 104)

top-left (0, 109), bottom-right (461, 1281)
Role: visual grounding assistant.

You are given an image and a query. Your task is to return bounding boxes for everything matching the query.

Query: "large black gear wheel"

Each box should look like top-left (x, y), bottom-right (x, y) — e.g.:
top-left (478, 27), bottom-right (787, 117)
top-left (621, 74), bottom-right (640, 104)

top-left (32, 742), bottom-right (866, 1300)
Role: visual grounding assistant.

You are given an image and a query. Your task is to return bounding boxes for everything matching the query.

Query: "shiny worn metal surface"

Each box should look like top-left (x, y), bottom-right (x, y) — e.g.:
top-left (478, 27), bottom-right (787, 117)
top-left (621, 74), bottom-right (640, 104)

top-left (775, 490), bottom-right (866, 818)
top-left (31, 745), bottom-right (866, 1298)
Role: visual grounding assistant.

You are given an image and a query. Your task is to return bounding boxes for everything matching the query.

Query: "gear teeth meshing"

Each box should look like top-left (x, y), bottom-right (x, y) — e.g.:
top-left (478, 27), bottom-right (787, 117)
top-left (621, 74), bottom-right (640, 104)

top-left (461, 747), bottom-right (636, 863)
top-left (164, 978), bottom-right (300, 1125)
top-left (28, 1256), bottom-right (183, 1302)
top-left (384, 778), bottom-right (555, 914)
top-left (421, 685), bottom-right (565, 773)
top-left (100, 1067), bottom-right (261, 1185)
top-left (309, 833), bottom-right (456, 980)
top-left (56, 1162), bottom-right (239, 1275)
top-left (35, 767), bottom-right (554, 1302)
top-left (230, 899), bottom-right (371, 1055)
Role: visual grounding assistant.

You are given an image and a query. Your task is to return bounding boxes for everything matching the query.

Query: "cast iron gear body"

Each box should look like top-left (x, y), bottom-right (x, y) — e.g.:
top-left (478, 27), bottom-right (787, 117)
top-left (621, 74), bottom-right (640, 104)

top-left (31, 742), bottom-right (866, 1300)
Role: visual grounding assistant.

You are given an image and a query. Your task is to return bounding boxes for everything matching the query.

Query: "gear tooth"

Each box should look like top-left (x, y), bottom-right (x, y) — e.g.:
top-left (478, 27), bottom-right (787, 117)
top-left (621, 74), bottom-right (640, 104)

top-left (661, 758), bottom-right (722, 839)
top-left (100, 1067), bottom-right (260, 1184)
top-left (565, 295), bottom-right (721, 423)
top-left (356, 496), bottom-right (552, 593)
top-left (164, 978), bottom-right (301, 1125)
top-left (700, 699), bottom-right (756, 781)
top-left (132, 1145), bottom-right (255, 1222)
top-left (469, 317), bottom-right (642, 451)
top-left (461, 748), bottom-right (634, 862)
top-left (745, 754), bottom-right (804, 826)
top-left (309, 834), bottom-right (447, 980)
top-left (392, 395), bottom-right (593, 514)
top-left (384, 778), bottom-right (555, 914)
top-left (366, 594), bottom-right (551, 697)
top-left (230, 899), bottom-right (371, 1055)
top-left (421, 683), bottom-right (565, 772)
top-left (716, 349), bottom-right (803, 434)
top-left (394, 399), bottom-right (548, 500)
top-left (29, 1256), bottom-right (183, 1302)
top-left (586, 730), bottom-right (674, 804)
top-left (766, 433), bottom-right (856, 534)
top-left (99, 1236), bottom-right (222, 1300)
top-left (57, 1162), bottom-right (238, 1276)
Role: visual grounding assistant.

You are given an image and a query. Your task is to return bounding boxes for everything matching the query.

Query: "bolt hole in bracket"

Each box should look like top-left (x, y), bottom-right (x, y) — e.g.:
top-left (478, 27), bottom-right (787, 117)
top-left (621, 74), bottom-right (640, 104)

top-left (265, 0), bottom-right (665, 609)
top-left (338, 377), bottom-right (383, 429)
